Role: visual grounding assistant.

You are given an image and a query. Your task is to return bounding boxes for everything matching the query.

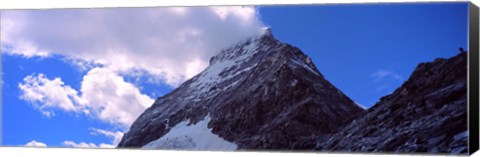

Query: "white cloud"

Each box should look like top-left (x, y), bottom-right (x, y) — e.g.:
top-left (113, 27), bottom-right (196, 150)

top-left (63, 141), bottom-right (99, 148)
top-left (79, 67), bottom-right (155, 127)
top-left (63, 128), bottom-right (123, 148)
top-left (370, 69), bottom-right (403, 82)
top-left (24, 140), bottom-right (47, 147)
top-left (1, 6), bottom-right (265, 86)
top-left (18, 67), bottom-right (155, 128)
top-left (370, 69), bottom-right (404, 93)
top-left (89, 128), bottom-right (124, 147)
top-left (62, 141), bottom-right (117, 148)
top-left (18, 73), bottom-right (82, 117)
top-left (61, 128), bottom-right (124, 149)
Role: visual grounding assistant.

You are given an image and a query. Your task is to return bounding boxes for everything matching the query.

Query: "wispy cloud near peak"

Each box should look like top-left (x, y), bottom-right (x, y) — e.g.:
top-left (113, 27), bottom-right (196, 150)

top-left (371, 69), bottom-right (403, 83)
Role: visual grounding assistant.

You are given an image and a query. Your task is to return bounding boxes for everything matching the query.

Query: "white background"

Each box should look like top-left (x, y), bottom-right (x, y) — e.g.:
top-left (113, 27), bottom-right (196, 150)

top-left (0, 0), bottom-right (478, 157)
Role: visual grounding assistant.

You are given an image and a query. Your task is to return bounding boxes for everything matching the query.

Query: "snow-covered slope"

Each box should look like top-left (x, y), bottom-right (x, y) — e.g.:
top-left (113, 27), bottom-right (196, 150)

top-left (142, 114), bottom-right (237, 150)
top-left (118, 28), bottom-right (365, 150)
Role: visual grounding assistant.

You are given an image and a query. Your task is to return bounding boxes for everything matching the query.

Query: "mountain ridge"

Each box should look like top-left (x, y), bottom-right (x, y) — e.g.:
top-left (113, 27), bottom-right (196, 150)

top-left (118, 28), bottom-right (365, 149)
top-left (118, 29), bottom-right (467, 154)
top-left (315, 52), bottom-right (467, 154)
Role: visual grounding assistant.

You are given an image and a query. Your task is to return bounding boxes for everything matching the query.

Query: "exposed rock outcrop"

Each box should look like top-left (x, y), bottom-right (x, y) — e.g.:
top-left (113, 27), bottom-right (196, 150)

top-left (316, 52), bottom-right (467, 154)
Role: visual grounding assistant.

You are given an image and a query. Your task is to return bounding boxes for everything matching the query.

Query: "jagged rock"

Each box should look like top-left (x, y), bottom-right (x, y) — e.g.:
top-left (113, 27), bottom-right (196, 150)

top-left (316, 52), bottom-right (467, 154)
top-left (117, 29), bottom-right (364, 150)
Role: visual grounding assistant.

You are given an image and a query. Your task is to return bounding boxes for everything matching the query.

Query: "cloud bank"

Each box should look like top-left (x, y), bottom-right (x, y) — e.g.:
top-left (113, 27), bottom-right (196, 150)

top-left (1, 6), bottom-right (265, 86)
top-left (6, 6), bottom-right (265, 126)
top-left (18, 68), bottom-right (154, 128)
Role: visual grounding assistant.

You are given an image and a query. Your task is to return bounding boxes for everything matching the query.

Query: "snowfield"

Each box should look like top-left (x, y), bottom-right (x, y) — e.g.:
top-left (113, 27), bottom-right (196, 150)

top-left (142, 114), bottom-right (238, 150)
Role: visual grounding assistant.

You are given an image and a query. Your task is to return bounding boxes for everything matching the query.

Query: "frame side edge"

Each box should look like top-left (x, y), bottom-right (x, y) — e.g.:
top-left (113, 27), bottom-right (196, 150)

top-left (468, 1), bottom-right (479, 155)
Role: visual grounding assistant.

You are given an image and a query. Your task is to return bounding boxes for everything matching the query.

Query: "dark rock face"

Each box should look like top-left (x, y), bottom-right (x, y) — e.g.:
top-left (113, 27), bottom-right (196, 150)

top-left (117, 30), bottom-right (364, 149)
top-left (316, 52), bottom-right (468, 154)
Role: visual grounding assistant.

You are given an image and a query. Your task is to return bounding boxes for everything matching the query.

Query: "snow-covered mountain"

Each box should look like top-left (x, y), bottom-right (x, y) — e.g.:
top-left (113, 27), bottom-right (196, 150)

top-left (117, 28), bottom-right (365, 150)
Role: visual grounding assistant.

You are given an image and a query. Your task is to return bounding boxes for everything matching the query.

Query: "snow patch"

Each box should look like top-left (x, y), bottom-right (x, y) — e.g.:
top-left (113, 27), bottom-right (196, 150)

top-left (354, 102), bottom-right (368, 109)
top-left (142, 114), bottom-right (237, 150)
top-left (223, 80), bottom-right (240, 91)
top-left (190, 38), bottom-right (260, 93)
top-left (290, 58), bottom-right (319, 76)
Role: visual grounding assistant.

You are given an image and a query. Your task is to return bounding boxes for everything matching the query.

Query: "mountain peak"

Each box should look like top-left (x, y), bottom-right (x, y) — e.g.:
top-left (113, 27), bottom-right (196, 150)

top-left (118, 28), bottom-right (364, 149)
top-left (208, 27), bottom-right (278, 66)
top-left (261, 27), bottom-right (273, 37)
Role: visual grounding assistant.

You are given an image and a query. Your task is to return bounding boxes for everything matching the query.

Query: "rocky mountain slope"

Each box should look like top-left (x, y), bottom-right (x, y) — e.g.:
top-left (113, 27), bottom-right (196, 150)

top-left (315, 52), bottom-right (468, 154)
top-left (117, 28), bottom-right (365, 150)
top-left (117, 28), bottom-right (468, 153)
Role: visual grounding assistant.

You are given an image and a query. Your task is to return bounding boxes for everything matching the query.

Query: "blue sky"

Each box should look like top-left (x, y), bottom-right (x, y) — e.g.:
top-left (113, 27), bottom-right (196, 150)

top-left (1, 2), bottom-right (468, 147)
top-left (260, 2), bottom-right (468, 107)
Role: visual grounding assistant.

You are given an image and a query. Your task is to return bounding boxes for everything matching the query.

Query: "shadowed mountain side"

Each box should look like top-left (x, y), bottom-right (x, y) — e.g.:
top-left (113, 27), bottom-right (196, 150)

top-left (315, 52), bottom-right (467, 154)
